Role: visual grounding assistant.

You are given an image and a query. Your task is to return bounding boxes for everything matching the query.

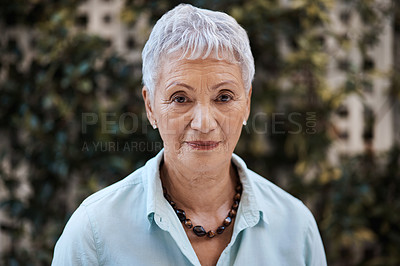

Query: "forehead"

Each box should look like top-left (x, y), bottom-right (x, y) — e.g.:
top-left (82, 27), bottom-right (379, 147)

top-left (157, 54), bottom-right (243, 86)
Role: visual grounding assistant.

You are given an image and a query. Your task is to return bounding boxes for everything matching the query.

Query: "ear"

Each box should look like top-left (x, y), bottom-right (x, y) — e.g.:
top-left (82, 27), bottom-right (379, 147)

top-left (245, 86), bottom-right (252, 121)
top-left (142, 86), bottom-right (156, 125)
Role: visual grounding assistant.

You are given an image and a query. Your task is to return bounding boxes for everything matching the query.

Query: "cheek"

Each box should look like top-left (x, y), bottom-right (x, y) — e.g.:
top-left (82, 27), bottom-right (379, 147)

top-left (217, 104), bottom-right (247, 131)
top-left (220, 117), bottom-right (243, 139)
top-left (156, 104), bottom-right (183, 124)
top-left (157, 109), bottom-right (190, 140)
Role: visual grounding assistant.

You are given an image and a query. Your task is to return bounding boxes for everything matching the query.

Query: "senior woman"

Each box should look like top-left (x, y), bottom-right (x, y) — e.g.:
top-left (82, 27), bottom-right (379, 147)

top-left (52, 4), bottom-right (326, 266)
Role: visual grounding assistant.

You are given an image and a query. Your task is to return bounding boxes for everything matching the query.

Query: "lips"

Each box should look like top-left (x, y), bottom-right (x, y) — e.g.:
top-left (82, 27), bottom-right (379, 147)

top-left (186, 141), bottom-right (220, 150)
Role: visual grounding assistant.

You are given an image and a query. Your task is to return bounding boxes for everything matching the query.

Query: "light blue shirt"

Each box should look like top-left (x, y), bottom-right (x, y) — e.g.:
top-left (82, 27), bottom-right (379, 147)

top-left (52, 150), bottom-right (327, 265)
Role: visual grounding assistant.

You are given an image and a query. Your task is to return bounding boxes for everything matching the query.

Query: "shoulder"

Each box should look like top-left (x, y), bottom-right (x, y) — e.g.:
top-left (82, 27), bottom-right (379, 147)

top-left (81, 166), bottom-right (145, 208)
top-left (249, 170), bottom-right (327, 265)
top-left (59, 164), bottom-right (147, 233)
top-left (233, 154), bottom-right (313, 223)
top-left (246, 168), bottom-right (316, 229)
top-left (52, 164), bottom-right (149, 265)
top-left (80, 151), bottom-right (164, 209)
top-left (248, 169), bottom-right (303, 207)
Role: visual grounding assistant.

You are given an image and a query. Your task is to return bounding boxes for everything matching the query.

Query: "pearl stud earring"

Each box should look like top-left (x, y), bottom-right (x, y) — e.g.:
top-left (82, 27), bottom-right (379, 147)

top-left (243, 120), bottom-right (247, 126)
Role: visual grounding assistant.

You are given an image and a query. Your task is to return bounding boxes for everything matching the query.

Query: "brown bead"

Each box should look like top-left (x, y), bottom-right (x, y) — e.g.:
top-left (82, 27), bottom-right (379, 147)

top-left (184, 219), bottom-right (193, 229)
top-left (193, 226), bottom-right (207, 237)
top-left (235, 184), bottom-right (242, 193)
top-left (228, 209), bottom-right (237, 218)
top-left (207, 231), bottom-right (216, 238)
top-left (223, 216), bottom-right (232, 227)
top-left (232, 201), bottom-right (239, 210)
top-left (170, 201), bottom-right (176, 208)
top-left (234, 193), bottom-right (241, 201)
top-left (216, 226), bottom-right (225, 234)
top-left (175, 209), bottom-right (186, 221)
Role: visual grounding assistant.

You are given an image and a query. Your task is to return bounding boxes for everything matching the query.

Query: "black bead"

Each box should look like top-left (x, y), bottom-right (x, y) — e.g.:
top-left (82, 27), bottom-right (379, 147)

top-left (175, 209), bottom-right (186, 221)
top-left (193, 226), bottom-right (207, 237)
top-left (216, 226), bottom-right (225, 234)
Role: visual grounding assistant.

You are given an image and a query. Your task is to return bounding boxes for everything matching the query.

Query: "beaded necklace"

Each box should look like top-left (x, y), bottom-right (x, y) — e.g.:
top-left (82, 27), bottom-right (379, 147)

top-left (163, 183), bottom-right (242, 238)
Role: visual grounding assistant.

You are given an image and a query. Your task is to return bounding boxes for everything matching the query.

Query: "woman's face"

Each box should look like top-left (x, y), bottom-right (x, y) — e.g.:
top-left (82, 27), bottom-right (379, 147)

top-left (143, 56), bottom-right (251, 171)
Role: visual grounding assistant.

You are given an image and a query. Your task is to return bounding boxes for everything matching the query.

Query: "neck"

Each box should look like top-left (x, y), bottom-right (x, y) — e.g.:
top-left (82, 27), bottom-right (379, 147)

top-left (160, 155), bottom-right (237, 215)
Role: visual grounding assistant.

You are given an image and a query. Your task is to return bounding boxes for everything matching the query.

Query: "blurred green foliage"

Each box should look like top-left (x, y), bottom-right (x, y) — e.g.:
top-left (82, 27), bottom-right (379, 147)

top-left (0, 0), bottom-right (399, 265)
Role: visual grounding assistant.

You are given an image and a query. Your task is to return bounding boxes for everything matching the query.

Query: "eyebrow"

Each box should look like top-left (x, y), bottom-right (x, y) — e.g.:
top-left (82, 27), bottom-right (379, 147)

top-left (165, 82), bottom-right (195, 91)
top-left (165, 81), bottom-right (238, 91)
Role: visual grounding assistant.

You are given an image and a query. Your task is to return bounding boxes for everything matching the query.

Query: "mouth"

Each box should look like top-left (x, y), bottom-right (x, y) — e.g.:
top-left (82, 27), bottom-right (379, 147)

top-left (185, 141), bottom-right (220, 150)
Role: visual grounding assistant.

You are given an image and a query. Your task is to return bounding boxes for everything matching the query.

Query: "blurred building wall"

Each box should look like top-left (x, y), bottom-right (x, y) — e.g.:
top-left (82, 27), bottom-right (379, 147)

top-left (327, 1), bottom-right (395, 155)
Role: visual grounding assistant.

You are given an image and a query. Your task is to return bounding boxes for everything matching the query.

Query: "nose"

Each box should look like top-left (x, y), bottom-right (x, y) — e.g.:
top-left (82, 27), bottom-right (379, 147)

top-left (190, 103), bottom-right (217, 133)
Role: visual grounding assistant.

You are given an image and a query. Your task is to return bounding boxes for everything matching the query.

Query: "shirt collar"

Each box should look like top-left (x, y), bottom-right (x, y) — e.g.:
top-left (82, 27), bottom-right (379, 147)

top-left (143, 149), bottom-right (167, 224)
top-left (144, 149), bottom-right (268, 226)
top-left (231, 153), bottom-right (269, 226)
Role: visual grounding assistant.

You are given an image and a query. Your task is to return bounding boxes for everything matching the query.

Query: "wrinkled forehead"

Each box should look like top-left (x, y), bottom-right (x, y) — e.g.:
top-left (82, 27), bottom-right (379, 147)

top-left (157, 51), bottom-right (242, 84)
top-left (156, 48), bottom-right (241, 78)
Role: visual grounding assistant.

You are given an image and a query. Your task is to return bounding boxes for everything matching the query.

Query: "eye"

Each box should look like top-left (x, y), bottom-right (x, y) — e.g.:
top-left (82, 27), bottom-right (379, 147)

top-left (173, 95), bottom-right (188, 103)
top-left (217, 93), bottom-right (233, 103)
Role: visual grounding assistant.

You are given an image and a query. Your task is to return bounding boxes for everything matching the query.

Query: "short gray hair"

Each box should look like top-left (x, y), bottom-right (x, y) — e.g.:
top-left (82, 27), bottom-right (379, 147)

top-left (142, 4), bottom-right (255, 100)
